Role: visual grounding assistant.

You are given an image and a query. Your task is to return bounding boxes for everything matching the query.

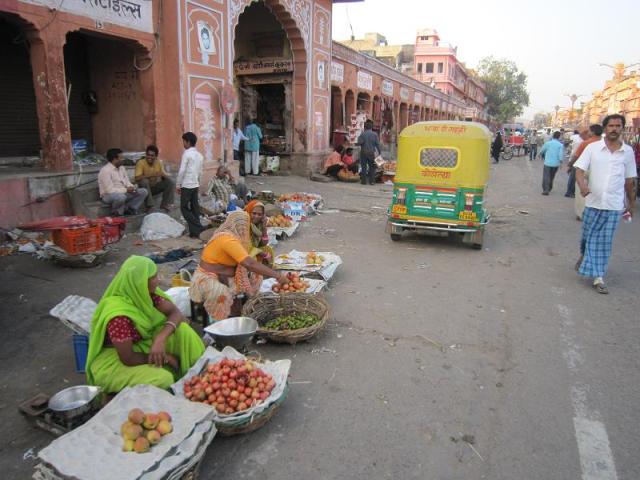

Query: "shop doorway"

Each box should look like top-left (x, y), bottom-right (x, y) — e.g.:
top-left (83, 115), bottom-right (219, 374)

top-left (234, 1), bottom-right (294, 155)
top-left (63, 32), bottom-right (146, 155)
top-left (0, 16), bottom-right (41, 160)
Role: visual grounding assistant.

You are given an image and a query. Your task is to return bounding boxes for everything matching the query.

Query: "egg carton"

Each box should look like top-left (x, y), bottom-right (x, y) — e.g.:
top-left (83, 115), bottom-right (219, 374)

top-left (36, 385), bottom-right (216, 480)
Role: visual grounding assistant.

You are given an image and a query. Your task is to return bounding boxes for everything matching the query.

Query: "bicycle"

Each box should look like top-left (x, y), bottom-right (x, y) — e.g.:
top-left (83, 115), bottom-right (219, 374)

top-left (500, 145), bottom-right (514, 161)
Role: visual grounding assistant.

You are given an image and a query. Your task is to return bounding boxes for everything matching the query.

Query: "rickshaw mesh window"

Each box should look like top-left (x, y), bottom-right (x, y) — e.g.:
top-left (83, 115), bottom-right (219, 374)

top-left (420, 148), bottom-right (458, 168)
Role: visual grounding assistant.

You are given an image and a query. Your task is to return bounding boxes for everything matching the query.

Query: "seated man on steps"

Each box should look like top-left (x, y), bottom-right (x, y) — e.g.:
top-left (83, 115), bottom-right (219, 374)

top-left (135, 144), bottom-right (175, 212)
top-left (98, 148), bottom-right (147, 216)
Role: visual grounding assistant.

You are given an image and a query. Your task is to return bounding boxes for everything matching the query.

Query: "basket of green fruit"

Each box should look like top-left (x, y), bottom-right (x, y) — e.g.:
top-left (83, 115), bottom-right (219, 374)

top-left (242, 293), bottom-right (329, 344)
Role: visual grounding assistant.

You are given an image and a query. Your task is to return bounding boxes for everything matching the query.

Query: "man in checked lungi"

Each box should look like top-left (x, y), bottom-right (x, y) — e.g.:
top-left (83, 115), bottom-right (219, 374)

top-left (574, 114), bottom-right (637, 294)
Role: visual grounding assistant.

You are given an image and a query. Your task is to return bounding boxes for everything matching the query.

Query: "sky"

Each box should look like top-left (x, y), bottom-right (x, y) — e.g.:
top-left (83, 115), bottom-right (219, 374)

top-left (331, 0), bottom-right (640, 119)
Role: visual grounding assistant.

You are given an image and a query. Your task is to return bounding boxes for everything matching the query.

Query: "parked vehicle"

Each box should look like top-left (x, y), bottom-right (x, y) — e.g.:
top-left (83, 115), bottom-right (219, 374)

top-left (386, 121), bottom-right (491, 249)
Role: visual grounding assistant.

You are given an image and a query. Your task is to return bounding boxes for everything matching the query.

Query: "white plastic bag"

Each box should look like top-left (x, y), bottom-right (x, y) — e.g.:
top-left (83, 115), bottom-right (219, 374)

top-left (140, 213), bottom-right (185, 241)
top-left (165, 287), bottom-right (191, 318)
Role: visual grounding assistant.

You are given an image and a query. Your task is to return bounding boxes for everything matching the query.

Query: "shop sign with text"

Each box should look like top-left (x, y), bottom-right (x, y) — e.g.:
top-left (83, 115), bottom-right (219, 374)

top-left (414, 92), bottom-right (423, 104)
top-left (331, 62), bottom-right (344, 83)
top-left (19, 0), bottom-right (153, 32)
top-left (381, 79), bottom-right (394, 97)
top-left (400, 87), bottom-right (409, 101)
top-left (234, 58), bottom-right (294, 75)
top-left (357, 71), bottom-right (373, 91)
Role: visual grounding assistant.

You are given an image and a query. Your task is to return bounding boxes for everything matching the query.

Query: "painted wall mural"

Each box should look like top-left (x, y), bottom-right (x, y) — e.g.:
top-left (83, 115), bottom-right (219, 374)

top-left (187, 2), bottom-right (223, 67)
top-left (188, 76), bottom-right (224, 166)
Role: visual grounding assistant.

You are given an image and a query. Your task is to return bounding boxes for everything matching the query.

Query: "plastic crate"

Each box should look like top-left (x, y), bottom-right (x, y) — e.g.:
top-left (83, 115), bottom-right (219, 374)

top-left (72, 334), bottom-right (89, 373)
top-left (91, 217), bottom-right (126, 246)
top-left (52, 226), bottom-right (103, 255)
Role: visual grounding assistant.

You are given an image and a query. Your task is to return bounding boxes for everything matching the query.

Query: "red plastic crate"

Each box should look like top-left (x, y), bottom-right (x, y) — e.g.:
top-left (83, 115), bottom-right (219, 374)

top-left (52, 226), bottom-right (103, 255)
top-left (91, 217), bottom-right (126, 246)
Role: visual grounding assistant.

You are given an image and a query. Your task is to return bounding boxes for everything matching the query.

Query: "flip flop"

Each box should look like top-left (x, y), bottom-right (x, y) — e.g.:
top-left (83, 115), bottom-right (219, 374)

top-left (593, 283), bottom-right (609, 294)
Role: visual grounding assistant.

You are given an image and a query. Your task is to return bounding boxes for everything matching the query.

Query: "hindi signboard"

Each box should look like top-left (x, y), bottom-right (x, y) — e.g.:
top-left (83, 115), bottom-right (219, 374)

top-left (234, 58), bottom-right (294, 76)
top-left (19, 0), bottom-right (153, 32)
top-left (331, 62), bottom-right (344, 83)
top-left (357, 71), bottom-right (373, 91)
top-left (381, 79), bottom-right (394, 97)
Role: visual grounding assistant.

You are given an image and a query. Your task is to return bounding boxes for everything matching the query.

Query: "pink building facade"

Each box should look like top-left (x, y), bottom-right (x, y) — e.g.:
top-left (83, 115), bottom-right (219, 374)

top-left (413, 29), bottom-right (487, 122)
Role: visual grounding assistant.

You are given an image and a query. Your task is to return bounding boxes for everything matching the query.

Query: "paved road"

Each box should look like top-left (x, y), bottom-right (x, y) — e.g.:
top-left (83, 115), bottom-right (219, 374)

top-left (1, 156), bottom-right (638, 479)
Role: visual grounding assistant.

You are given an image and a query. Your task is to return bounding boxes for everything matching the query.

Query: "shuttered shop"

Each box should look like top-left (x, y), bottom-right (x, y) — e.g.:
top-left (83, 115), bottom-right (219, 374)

top-left (0, 20), bottom-right (41, 157)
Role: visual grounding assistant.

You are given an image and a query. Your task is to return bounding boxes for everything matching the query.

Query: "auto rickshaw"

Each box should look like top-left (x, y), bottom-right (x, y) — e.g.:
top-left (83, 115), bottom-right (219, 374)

top-left (386, 121), bottom-right (491, 249)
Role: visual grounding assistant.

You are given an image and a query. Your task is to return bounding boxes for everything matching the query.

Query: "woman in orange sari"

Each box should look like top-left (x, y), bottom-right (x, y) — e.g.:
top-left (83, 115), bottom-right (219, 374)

top-left (189, 211), bottom-right (286, 321)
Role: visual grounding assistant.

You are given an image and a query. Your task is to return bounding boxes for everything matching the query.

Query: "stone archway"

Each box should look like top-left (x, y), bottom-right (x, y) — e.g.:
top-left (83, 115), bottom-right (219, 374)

top-left (345, 89), bottom-right (355, 123)
top-left (231, 0), bottom-right (309, 153)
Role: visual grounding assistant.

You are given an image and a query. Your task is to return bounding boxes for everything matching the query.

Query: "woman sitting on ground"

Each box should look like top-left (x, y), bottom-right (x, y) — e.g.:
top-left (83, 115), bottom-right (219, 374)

top-left (323, 145), bottom-right (345, 178)
top-left (341, 147), bottom-right (358, 174)
top-left (189, 211), bottom-right (287, 320)
top-left (244, 200), bottom-right (275, 266)
top-left (86, 256), bottom-right (205, 393)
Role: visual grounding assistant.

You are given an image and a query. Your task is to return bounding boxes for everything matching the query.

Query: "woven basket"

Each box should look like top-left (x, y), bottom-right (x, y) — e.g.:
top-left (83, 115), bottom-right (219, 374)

top-left (216, 383), bottom-right (289, 436)
top-left (338, 169), bottom-right (360, 182)
top-left (242, 293), bottom-right (329, 344)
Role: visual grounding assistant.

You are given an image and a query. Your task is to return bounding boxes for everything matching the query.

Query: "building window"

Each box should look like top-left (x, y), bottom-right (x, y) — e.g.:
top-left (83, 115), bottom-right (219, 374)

top-left (437, 62), bottom-right (444, 74)
top-left (420, 147), bottom-right (458, 169)
top-left (426, 63), bottom-right (434, 73)
top-left (417, 63), bottom-right (422, 73)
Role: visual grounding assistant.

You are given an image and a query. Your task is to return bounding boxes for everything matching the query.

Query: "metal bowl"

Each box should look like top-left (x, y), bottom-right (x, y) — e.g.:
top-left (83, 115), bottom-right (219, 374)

top-left (204, 316), bottom-right (258, 351)
top-left (48, 385), bottom-right (102, 420)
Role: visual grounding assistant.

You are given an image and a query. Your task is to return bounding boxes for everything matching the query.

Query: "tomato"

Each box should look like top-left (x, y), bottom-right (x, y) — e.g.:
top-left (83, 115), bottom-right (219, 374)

top-left (259, 392), bottom-right (269, 401)
top-left (251, 390), bottom-right (260, 399)
top-left (244, 387), bottom-right (253, 396)
top-left (216, 404), bottom-right (226, 413)
top-left (229, 370), bottom-right (238, 379)
top-left (239, 393), bottom-right (247, 402)
top-left (208, 394), bottom-right (216, 403)
top-left (230, 390), bottom-right (240, 399)
top-left (212, 382), bottom-right (221, 390)
top-left (185, 391), bottom-right (193, 399)
top-left (216, 395), bottom-right (225, 404)
top-left (237, 402), bottom-right (248, 411)
top-left (229, 399), bottom-right (238, 408)
top-left (222, 388), bottom-right (230, 397)
top-left (257, 382), bottom-right (265, 392)
top-left (228, 380), bottom-right (237, 390)
top-left (221, 375), bottom-right (229, 382)
top-left (205, 386), bottom-right (213, 395)
top-left (224, 407), bottom-right (234, 415)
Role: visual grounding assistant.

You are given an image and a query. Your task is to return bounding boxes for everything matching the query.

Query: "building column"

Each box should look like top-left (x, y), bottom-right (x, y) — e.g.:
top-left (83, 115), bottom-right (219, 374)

top-left (28, 28), bottom-right (73, 171)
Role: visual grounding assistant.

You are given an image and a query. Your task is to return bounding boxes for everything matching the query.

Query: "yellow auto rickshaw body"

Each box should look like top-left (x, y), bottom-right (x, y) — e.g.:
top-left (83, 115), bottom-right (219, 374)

top-left (386, 121), bottom-right (491, 248)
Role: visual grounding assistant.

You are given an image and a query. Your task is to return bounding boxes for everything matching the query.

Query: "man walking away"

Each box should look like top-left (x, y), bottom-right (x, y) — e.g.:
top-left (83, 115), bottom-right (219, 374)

top-left (177, 132), bottom-right (204, 238)
top-left (564, 129), bottom-right (588, 198)
top-left (135, 145), bottom-right (175, 212)
top-left (574, 114), bottom-right (637, 294)
top-left (98, 148), bottom-right (147, 216)
top-left (232, 119), bottom-right (248, 176)
top-left (539, 131), bottom-right (564, 195)
top-left (244, 118), bottom-right (263, 176)
top-left (528, 132), bottom-right (538, 161)
top-left (356, 120), bottom-right (381, 185)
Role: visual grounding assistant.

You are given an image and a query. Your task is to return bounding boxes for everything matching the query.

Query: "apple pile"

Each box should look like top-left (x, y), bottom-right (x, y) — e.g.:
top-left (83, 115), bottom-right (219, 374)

top-left (271, 272), bottom-right (310, 293)
top-left (267, 215), bottom-right (293, 228)
top-left (120, 409), bottom-right (173, 453)
top-left (183, 358), bottom-right (276, 415)
top-left (278, 193), bottom-right (317, 204)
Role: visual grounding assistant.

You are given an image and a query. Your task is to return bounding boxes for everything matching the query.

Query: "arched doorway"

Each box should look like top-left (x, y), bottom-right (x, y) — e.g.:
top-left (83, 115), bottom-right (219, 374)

top-left (233, 0), bottom-right (308, 154)
top-left (345, 90), bottom-right (355, 124)
top-left (330, 86), bottom-right (344, 147)
top-left (0, 15), bottom-right (41, 158)
top-left (412, 105), bottom-right (420, 124)
top-left (372, 95), bottom-right (381, 130)
top-left (64, 31), bottom-right (149, 154)
top-left (400, 103), bottom-right (408, 129)
top-left (357, 92), bottom-right (371, 117)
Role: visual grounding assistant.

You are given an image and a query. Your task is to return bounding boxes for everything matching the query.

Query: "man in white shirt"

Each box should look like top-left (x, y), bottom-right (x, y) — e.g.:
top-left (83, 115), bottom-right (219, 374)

top-left (98, 148), bottom-right (147, 216)
top-left (176, 132), bottom-right (204, 237)
top-left (232, 118), bottom-right (248, 176)
top-left (574, 114), bottom-right (637, 294)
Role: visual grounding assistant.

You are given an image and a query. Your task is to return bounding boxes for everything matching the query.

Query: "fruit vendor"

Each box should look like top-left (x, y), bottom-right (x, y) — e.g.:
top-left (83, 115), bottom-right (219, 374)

top-left (244, 200), bottom-right (275, 267)
top-left (189, 211), bottom-right (287, 320)
top-left (86, 256), bottom-right (205, 393)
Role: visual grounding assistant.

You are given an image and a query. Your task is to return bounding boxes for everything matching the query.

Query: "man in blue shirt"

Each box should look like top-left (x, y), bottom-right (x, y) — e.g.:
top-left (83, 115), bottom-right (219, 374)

top-left (539, 131), bottom-right (564, 195)
top-left (244, 118), bottom-right (263, 176)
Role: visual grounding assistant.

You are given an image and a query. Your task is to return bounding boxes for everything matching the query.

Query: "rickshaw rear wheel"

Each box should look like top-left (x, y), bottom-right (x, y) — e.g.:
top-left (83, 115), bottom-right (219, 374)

top-left (390, 233), bottom-right (402, 242)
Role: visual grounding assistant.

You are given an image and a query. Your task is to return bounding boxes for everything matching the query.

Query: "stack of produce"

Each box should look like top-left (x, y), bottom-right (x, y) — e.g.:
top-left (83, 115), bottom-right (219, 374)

top-left (182, 358), bottom-right (276, 414)
top-left (172, 347), bottom-right (291, 436)
top-left (263, 313), bottom-right (320, 331)
top-left (120, 409), bottom-right (173, 453)
top-left (267, 215), bottom-right (293, 228)
top-left (271, 272), bottom-right (311, 293)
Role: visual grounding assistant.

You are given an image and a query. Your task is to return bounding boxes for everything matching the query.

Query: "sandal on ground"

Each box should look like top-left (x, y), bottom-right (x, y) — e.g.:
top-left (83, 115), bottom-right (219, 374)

top-left (593, 282), bottom-right (609, 294)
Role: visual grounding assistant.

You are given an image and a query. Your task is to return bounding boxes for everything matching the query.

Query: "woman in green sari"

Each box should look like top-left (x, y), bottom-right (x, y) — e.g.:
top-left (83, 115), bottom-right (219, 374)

top-left (86, 255), bottom-right (205, 393)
